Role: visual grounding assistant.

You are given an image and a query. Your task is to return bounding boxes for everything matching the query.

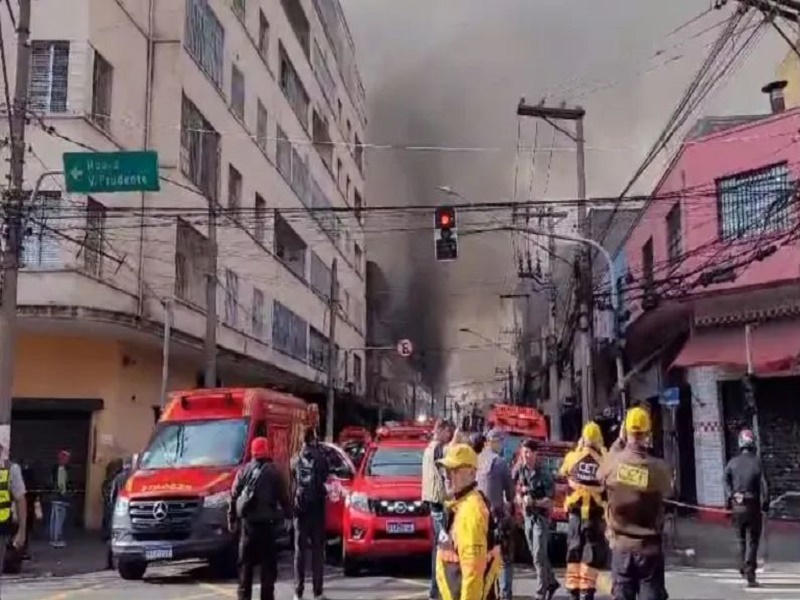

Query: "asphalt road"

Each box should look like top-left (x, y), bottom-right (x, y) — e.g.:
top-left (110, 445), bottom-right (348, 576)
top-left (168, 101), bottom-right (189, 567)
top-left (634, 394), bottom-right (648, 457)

top-left (5, 557), bottom-right (800, 600)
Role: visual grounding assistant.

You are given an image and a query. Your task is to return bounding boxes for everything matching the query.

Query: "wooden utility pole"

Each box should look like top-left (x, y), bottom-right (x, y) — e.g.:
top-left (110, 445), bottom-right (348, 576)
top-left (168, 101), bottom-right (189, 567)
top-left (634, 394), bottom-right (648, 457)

top-left (517, 100), bottom-right (592, 425)
top-left (324, 258), bottom-right (338, 442)
top-left (0, 0), bottom-right (33, 450)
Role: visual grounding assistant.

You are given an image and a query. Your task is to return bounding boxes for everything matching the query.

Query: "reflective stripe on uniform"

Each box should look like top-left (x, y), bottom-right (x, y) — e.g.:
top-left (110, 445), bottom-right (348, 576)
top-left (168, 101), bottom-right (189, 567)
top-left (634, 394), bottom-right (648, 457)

top-left (0, 468), bottom-right (12, 524)
top-left (565, 448), bottom-right (605, 520)
top-left (579, 564), bottom-right (598, 591)
top-left (566, 562), bottom-right (581, 590)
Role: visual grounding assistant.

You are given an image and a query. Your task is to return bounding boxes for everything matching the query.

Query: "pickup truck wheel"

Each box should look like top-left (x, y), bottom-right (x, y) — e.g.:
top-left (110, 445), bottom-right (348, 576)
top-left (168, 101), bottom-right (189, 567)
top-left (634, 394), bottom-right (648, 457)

top-left (118, 560), bottom-right (147, 581)
top-left (341, 546), bottom-right (360, 577)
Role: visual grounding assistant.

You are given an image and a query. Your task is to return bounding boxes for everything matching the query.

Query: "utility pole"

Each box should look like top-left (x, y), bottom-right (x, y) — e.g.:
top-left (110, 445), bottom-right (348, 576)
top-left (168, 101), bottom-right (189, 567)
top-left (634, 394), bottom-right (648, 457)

top-left (517, 100), bottom-right (592, 426)
top-left (0, 0), bottom-right (33, 450)
top-left (507, 366), bottom-right (515, 405)
top-left (204, 202), bottom-right (218, 388)
top-left (546, 209), bottom-right (562, 440)
top-left (325, 258), bottom-right (338, 442)
top-left (411, 376), bottom-right (417, 419)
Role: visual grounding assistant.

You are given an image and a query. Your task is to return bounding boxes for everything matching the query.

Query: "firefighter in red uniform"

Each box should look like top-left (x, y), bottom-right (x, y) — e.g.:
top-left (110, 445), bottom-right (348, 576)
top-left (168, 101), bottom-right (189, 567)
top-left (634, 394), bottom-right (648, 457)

top-left (559, 422), bottom-right (607, 600)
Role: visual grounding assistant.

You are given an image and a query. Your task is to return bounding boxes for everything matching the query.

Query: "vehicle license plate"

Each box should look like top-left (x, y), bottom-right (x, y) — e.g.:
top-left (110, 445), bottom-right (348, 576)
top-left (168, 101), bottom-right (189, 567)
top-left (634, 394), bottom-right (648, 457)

top-left (555, 521), bottom-right (569, 534)
top-left (145, 546), bottom-right (173, 561)
top-left (387, 521), bottom-right (415, 534)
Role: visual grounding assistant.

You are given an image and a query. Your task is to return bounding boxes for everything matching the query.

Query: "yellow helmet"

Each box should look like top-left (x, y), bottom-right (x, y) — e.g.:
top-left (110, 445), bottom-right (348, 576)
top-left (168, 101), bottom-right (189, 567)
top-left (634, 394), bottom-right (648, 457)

top-left (581, 421), bottom-right (603, 446)
top-left (624, 406), bottom-right (652, 435)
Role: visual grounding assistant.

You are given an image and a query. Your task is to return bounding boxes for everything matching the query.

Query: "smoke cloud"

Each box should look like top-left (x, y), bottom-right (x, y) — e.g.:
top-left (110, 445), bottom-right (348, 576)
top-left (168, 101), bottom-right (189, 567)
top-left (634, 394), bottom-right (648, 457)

top-left (341, 0), bottom-right (785, 394)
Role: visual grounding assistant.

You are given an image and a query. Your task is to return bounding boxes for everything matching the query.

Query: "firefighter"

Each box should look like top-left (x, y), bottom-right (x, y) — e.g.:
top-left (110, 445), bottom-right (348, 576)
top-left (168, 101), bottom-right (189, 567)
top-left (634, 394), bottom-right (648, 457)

top-left (559, 422), bottom-right (607, 600)
top-left (435, 444), bottom-right (502, 600)
top-left (598, 407), bottom-right (672, 600)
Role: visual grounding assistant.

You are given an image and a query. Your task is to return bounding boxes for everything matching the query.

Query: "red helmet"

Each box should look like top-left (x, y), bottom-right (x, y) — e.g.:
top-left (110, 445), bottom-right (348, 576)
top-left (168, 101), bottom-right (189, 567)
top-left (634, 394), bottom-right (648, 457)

top-left (251, 437), bottom-right (269, 459)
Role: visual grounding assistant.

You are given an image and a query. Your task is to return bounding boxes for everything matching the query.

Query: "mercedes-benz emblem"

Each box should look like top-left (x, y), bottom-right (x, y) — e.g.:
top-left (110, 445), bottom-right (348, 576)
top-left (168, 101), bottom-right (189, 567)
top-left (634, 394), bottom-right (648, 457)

top-left (394, 502), bottom-right (408, 514)
top-left (152, 501), bottom-right (168, 521)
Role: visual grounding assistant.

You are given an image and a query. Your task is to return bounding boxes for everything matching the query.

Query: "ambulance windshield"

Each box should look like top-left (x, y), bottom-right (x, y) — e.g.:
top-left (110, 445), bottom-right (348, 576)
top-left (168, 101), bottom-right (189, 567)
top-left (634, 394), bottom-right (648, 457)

top-left (140, 418), bottom-right (249, 469)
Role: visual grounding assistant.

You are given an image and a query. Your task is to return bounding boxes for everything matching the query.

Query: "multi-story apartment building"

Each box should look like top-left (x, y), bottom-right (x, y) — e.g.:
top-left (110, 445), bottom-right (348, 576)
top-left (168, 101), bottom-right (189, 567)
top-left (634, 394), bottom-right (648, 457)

top-left (0, 0), bottom-right (367, 528)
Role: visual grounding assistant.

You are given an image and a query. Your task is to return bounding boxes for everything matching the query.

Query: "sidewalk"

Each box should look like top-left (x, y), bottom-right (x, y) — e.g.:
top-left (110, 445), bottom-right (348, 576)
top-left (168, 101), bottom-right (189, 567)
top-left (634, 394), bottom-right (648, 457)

top-left (10, 535), bottom-right (109, 579)
top-left (669, 515), bottom-right (800, 568)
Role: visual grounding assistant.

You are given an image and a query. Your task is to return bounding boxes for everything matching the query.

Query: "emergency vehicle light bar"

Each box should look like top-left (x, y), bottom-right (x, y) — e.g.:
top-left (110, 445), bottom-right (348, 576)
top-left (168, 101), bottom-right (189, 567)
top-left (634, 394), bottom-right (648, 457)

top-left (375, 426), bottom-right (432, 441)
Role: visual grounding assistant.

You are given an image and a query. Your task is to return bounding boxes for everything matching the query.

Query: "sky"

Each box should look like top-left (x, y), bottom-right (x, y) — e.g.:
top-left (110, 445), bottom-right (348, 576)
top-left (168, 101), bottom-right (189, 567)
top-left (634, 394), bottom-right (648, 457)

top-left (339, 0), bottom-right (788, 399)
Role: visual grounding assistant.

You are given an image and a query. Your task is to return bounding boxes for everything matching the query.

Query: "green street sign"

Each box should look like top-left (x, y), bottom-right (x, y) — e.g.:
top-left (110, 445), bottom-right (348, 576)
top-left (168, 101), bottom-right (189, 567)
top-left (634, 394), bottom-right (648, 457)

top-left (62, 151), bottom-right (160, 194)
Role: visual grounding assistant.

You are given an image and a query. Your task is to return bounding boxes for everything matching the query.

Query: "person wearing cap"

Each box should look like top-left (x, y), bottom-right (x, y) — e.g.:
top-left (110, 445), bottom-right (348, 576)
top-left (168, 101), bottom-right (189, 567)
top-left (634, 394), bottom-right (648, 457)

top-left (422, 419), bottom-right (454, 600)
top-left (597, 407), bottom-right (672, 600)
top-left (435, 444), bottom-right (501, 600)
top-left (513, 439), bottom-right (560, 600)
top-left (724, 428), bottom-right (770, 587)
top-left (229, 436), bottom-right (291, 600)
top-left (477, 429), bottom-right (516, 600)
top-left (49, 450), bottom-right (71, 548)
top-left (559, 422), bottom-right (607, 600)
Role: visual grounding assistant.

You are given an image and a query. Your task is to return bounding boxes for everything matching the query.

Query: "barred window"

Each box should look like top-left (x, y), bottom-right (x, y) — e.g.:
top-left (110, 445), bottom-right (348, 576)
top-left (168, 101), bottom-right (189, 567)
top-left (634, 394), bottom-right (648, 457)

top-left (717, 163), bottom-right (793, 241)
top-left (184, 0), bottom-right (224, 88)
top-left (666, 203), bottom-right (682, 265)
top-left (29, 41), bottom-right (69, 114)
top-left (272, 300), bottom-right (307, 361)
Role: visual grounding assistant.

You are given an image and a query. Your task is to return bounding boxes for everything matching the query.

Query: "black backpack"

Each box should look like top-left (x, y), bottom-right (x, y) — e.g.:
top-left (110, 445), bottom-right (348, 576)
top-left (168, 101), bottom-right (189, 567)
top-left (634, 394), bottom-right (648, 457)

top-left (294, 448), bottom-right (326, 513)
top-left (236, 462), bottom-right (266, 520)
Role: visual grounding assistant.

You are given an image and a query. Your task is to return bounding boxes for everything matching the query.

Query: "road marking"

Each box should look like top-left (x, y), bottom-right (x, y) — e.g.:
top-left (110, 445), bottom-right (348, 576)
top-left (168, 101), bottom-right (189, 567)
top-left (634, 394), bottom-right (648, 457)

top-left (198, 583), bottom-right (236, 598)
top-left (386, 592), bottom-right (428, 600)
top-left (29, 583), bottom-right (105, 600)
top-left (395, 578), bottom-right (429, 588)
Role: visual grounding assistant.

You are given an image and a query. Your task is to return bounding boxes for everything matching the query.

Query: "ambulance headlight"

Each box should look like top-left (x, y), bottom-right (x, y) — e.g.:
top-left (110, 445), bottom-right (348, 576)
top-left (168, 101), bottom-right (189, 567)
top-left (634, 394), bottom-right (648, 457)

top-left (345, 492), bottom-right (371, 513)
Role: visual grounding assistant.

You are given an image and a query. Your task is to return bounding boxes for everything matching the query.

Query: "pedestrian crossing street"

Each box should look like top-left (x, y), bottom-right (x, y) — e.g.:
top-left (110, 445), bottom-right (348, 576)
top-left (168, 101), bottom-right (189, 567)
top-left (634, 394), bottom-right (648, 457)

top-left (673, 566), bottom-right (800, 596)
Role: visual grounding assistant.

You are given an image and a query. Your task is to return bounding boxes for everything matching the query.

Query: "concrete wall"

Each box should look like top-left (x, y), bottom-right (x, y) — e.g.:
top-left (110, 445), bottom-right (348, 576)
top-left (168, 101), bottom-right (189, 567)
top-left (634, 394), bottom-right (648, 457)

top-left (687, 366), bottom-right (726, 507)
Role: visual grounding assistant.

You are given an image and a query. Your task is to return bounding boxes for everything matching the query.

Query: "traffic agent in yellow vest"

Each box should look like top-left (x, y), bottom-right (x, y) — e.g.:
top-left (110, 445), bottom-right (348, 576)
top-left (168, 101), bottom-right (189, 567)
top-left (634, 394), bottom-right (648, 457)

top-left (436, 444), bottom-right (502, 600)
top-left (558, 422), bottom-right (607, 600)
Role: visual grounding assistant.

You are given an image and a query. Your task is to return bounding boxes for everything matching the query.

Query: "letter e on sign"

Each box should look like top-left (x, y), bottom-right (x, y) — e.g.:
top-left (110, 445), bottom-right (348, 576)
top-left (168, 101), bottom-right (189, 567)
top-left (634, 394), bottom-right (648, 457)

top-left (396, 339), bottom-right (413, 358)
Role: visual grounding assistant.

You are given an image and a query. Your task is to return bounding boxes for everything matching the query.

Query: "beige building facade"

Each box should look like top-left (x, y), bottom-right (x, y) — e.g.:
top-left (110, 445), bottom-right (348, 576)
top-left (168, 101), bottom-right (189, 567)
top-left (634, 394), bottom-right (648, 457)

top-left (0, 0), bottom-right (367, 528)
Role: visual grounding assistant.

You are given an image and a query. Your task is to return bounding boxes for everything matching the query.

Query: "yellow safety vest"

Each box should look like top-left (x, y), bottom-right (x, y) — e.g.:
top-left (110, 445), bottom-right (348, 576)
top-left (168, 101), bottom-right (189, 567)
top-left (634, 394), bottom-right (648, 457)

top-left (0, 466), bottom-right (13, 529)
top-left (560, 447), bottom-right (605, 520)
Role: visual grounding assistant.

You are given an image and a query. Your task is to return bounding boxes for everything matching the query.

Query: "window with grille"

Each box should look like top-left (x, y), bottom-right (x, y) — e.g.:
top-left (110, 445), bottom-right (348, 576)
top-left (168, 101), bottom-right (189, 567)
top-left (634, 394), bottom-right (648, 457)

top-left (310, 252), bottom-right (331, 298)
top-left (254, 193), bottom-right (266, 243)
top-left (258, 12), bottom-right (269, 60)
top-left (276, 125), bottom-right (292, 179)
top-left (355, 134), bottom-right (364, 172)
top-left (312, 110), bottom-right (333, 170)
top-left (224, 269), bottom-right (239, 326)
top-left (280, 0), bottom-right (310, 57)
top-left (666, 203), bottom-right (682, 265)
top-left (21, 191), bottom-right (61, 269)
top-left (354, 354), bottom-right (363, 386)
top-left (279, 43), bottom-right (309, 129)
top-left (180, 95), bottom-right (220, 201)
top-left (256, 101), bottom-right (268, 151)
top-left (354, 190), bottom-right (363, 224)
top-left (231, 64), bottom-right (245, 120)
top-left (354, 243), bottom-right (363, 276)
top-left (29, 41), bottom-right (69, 114)
top-left (84, 198), bottom-right (107, 277)
top-left (91, 50), bottom-right (113, 131)
top-left (232, 0), bottom-right (245, 21)
top-left (309, 327), bottom-right (328, 371)
top-left (272, 300), bottom-right (308, 361)
top-left (717, 163), bottom-right (793, 241)
top-left (252, 288), bottom-right (265, 337)
top-left (228, 165), bottom-right (242, 214)
top-left (184, 0), bottom-right (225, 88)
top-left (175, 218), bottom-right (208, 308)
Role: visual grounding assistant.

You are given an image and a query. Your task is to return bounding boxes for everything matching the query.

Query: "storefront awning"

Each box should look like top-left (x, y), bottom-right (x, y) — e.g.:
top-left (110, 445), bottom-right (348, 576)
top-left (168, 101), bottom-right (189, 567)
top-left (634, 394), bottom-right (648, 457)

top-left (671, 321), bottom-right (800, 373)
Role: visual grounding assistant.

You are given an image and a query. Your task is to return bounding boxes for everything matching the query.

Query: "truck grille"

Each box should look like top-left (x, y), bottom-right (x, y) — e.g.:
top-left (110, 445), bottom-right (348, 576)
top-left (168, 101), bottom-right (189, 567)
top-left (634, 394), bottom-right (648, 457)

top-left (372, 499), bottom-right (429, 517)
top-left (129, 497), bottom-right (201, 540)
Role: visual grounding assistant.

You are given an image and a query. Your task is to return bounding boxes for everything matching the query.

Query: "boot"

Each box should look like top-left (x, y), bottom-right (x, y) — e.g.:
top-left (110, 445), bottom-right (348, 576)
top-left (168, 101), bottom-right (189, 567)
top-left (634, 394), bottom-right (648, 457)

top-left (582, 589), bottom-right (596, 600)
top-left (568, 589), bottom-right (581, 600)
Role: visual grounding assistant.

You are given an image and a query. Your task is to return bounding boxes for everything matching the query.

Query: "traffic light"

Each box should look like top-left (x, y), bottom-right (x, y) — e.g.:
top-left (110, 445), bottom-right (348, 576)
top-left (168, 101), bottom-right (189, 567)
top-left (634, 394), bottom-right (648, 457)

top-left (434, 206), bottom-right (458, 261)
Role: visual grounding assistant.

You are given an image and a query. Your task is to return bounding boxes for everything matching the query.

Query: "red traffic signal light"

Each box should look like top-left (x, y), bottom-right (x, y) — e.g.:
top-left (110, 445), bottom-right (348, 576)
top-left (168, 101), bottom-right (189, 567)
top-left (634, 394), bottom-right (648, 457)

top-left (435, 206), bottom-right (456, 229)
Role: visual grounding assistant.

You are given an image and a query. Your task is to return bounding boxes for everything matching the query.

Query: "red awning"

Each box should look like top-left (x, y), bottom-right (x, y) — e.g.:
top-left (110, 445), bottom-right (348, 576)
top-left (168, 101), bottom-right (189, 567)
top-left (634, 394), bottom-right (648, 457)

top-left (671, 321), bottom-right (800, 373)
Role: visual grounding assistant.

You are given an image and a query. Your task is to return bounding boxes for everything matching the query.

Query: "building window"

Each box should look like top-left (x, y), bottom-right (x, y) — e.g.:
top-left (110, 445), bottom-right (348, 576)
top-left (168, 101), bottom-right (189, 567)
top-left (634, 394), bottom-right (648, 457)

top-left (258, 12), bottom-right (269, 60)
top-left (90, 50), bottom-right (113, 131)
top-left (224, 269), bottom-right (239, 326)
top-left (272, 300), bottom-right (308, 361)
top-left (180, 95), bottom-right (220, 201)
top-left (228, 164), bottom-right (242, 213)
top-left (354, 242), bottom-right (363, 276)
top-left (279, 43), bottom-right (309, 129)
top-left (345, 176), bottom-right (351, 202)
top-left (310, 252), bottom-right (332, 298)
top-left (29, 41), bottom-right (69, 114)
top-left (717, 163), bottom-right (792, 241)
top-left (21, 191), bottom-right (61, 269)
top-left (280, 0), bottom-right (310, 57)
top-left (312, 41), bottom-right (335, 107)
top-left (354, 190), bottom-right (363, 224)
top-left (232, 0), bottom-right (245, 21)
top-left (353, 354), bottom-right (363, 386)
top-left (337, 99), bottom-right (342, 122)
top-left (256, 100), bottom-right (268, 151)
top-left (274, 211), bottom-right (307, 280)
top-left (336, 159), bottom-right (343, 188)
top-left (309, 327), bottom-right (328, 371)
top-left (175, 218), bottom-right (208, 308)
top-left (255, 193), bottom-right (266, 243)
top-left (312, 110), bottom-right (333, 170)
top-left (184, 0), bottom-right (225, 88)
top-left (354, 134), bottom-right (364, 172)
top-left (642, 237), bottom-right (654, 294)
top-left (252, 288), bottom-right (265, 337)
top-left (231, 64), bottom-right (245, 120)
top-left (84, 198), bottom-right (107, 277)
top-left (666, 203), bottom-right (682, 265)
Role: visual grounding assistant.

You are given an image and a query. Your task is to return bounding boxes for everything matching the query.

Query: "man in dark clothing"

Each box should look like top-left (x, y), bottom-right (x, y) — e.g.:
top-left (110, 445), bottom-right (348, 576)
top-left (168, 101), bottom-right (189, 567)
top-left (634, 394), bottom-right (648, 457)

top-left (105, 456), bottom-right (136, 569)
top-left (229, 437), bottom-right (291, 600)
top-left (291, 427), bottom-right (330, 600)
top-left (724, 428), bottom-right (769, 587)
